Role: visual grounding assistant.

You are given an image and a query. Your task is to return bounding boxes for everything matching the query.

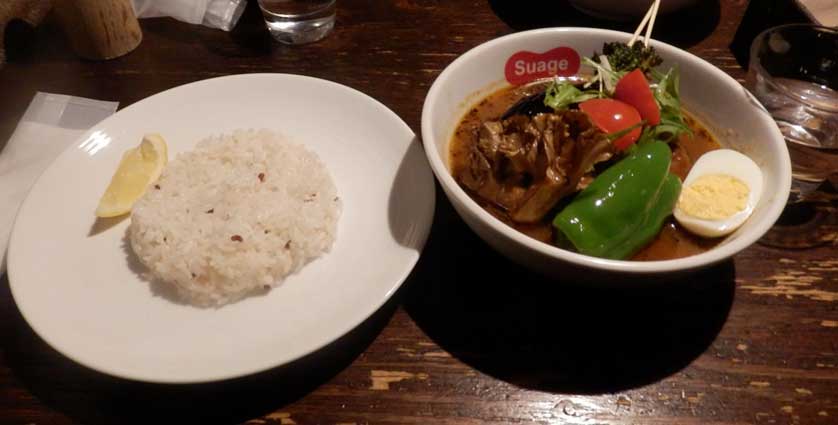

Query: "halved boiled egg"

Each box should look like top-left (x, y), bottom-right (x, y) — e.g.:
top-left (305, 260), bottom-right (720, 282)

top-left (674, 149), bottom-right (763, 238)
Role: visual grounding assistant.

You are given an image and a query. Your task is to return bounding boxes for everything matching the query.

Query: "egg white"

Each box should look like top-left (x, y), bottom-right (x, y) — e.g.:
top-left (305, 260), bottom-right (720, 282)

top-left (674, 149), bottom-right (764, 238)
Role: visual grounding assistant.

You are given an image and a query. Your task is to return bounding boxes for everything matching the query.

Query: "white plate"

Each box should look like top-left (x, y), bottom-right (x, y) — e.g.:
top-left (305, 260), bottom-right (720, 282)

top-left (8, 74), bottom-right (434, 383)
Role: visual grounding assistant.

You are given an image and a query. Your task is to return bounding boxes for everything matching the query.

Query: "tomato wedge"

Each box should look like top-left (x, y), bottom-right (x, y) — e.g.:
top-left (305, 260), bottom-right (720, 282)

top-left (614, 69), bottom-right (660, 125)
top-left (579, 98), bottom-right (642, 151)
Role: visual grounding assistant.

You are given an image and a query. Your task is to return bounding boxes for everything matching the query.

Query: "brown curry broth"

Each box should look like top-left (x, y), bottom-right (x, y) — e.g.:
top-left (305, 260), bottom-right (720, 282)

top-left (449, 83), bottom-right (722, 261)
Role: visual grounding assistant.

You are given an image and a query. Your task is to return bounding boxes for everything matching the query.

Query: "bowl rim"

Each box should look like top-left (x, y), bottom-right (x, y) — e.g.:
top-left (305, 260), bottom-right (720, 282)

top-left (421, 27), bottom-right (792, 274)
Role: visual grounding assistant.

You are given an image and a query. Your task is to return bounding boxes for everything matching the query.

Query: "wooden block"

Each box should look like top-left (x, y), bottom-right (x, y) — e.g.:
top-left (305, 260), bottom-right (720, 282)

top-left (53, 0), bottom-right (142, 60)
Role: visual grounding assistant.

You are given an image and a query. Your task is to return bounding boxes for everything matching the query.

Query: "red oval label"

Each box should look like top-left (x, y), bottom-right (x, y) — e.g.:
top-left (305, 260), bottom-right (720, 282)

top-left (504, 47), bottom-right (581, 85)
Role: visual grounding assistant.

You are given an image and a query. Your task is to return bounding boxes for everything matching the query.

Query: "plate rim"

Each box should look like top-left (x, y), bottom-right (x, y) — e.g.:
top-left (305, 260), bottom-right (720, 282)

top-left (7, 73), bottom-right (435, 383)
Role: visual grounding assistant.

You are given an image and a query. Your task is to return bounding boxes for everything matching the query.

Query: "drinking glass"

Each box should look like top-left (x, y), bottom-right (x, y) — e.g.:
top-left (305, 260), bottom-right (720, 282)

top-left (257, 0), bottom-right (336, 45)
top-left (747, 24), bottom-right (838, 182)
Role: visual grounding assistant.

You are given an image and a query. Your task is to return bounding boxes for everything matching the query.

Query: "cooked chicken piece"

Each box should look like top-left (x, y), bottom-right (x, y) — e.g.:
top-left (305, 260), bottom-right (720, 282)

top-left (458, 110), bottom-right (614, 223)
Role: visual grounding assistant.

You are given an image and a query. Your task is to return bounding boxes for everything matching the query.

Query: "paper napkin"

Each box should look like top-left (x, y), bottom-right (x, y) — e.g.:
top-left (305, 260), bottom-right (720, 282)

top-left (796, 0), bottom-right (838, 26)
top-left (0, 93), bottom-right (118, 276)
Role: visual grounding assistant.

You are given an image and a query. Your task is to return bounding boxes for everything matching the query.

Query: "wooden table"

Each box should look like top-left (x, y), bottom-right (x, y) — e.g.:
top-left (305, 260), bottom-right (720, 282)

top-left (1, 1), bottom-right (836, 424)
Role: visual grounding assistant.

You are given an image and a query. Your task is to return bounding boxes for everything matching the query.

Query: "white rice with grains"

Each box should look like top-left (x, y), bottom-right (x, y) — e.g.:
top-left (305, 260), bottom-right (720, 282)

top-left (128, 129), bottom-right (341, 307)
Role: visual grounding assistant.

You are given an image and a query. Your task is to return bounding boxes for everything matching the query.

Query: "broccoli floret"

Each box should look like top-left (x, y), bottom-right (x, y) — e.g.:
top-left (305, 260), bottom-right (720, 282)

top-left (596, 42), bottom-right (663, 74)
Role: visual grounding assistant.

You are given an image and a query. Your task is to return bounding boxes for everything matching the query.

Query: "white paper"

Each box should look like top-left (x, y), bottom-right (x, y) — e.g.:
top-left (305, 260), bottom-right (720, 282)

top-left (0, 93), bottom-right (118, 275)
top-left (132, 0), bottom-right (246, 31)
top-left (204, 0), bottom-right (247, 31)
top-left (796, 0), bottom-right (838, 26)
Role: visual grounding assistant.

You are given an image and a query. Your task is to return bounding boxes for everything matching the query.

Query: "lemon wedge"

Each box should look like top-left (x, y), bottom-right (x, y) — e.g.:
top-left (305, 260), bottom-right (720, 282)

top-left (95, 133), bottom-right (168, 218)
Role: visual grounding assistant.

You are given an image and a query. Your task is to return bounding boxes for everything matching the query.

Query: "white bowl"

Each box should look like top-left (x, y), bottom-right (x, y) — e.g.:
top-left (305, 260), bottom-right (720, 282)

top-left (421, 28), bottom-right (791, 279)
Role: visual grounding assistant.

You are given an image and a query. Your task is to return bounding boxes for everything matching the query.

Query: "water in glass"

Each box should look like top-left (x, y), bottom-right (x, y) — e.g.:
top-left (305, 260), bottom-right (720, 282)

top-left (748, 24), bottom-right (838, 182)
top-left (258, 0), bottom-right (336, 44)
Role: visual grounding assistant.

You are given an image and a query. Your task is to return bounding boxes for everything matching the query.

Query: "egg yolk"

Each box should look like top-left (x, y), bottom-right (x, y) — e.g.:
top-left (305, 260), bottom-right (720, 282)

top-left (677, 174), bottom-right (749, 220)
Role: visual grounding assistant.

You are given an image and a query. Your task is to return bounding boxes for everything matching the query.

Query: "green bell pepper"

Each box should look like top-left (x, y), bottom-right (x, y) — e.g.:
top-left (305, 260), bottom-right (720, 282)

top-left (553, 140), bottom-right (682, 260)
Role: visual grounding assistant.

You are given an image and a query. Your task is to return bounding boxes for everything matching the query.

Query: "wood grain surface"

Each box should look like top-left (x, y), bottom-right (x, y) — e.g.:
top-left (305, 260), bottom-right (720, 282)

top-left (52, 0), bottom-right (142, 60)
top-left (1, 1), bottom-right (835, 424)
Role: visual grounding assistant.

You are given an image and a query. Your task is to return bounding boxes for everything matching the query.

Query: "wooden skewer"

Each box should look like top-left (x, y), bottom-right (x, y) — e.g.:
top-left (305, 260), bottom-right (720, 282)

top-left (644, 0), bottom-right (661, 47)
top-left (628, 0), bottom-right (660, 47)
top-left (628, 2), bottom-right (655, 47)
